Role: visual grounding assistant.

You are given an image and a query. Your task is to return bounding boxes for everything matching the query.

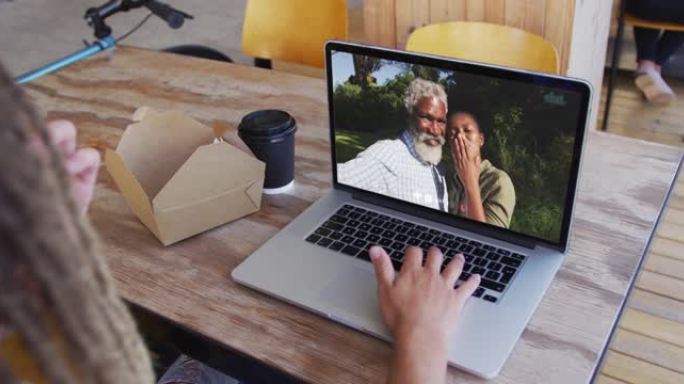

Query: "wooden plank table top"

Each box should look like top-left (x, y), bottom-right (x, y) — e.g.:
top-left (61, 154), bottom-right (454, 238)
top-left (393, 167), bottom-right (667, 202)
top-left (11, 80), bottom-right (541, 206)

top-left (23, 46), bottom-right (684, 383)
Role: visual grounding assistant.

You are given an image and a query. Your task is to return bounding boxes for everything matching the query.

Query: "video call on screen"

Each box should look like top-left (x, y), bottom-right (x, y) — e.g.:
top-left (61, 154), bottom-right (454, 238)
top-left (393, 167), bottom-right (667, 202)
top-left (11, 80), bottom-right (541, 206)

top-left (331, 50), bottom-right (583, 244)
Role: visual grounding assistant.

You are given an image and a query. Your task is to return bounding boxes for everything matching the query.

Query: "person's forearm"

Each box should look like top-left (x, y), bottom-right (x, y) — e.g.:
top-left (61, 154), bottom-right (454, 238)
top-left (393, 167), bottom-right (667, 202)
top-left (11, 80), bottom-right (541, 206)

top-left (388, 327), bottom-right (449, 384)
top-left (464, 183), bottom-right (486, 222)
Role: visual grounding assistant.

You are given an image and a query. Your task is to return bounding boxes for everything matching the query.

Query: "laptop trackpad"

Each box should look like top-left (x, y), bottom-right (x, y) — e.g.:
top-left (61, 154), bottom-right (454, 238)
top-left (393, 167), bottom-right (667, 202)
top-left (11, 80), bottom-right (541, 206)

top-left (319, 264), bottom-right (380, 321)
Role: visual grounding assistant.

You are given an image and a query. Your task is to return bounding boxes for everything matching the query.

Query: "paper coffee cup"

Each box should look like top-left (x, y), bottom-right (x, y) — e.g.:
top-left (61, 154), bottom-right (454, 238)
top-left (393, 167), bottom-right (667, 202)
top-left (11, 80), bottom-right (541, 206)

top-left (238, 110), bottom-right (297, 194)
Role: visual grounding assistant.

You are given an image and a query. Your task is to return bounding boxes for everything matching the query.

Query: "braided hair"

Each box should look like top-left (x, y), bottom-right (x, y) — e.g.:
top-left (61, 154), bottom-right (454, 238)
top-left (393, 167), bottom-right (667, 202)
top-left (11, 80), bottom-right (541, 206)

top-left (0, 63), bottom-right (154, 384)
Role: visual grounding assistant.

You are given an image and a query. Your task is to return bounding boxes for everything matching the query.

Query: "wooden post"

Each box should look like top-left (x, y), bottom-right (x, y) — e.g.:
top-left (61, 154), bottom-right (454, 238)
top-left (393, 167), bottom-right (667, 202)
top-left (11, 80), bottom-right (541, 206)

top-left (566, 0), bottom-right (614, 131)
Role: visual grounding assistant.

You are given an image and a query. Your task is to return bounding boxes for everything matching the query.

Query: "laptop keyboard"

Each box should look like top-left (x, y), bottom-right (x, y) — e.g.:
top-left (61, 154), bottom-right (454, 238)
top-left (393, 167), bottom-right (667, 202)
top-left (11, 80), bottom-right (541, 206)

top-left (305, 204), bottom-right (527, 304)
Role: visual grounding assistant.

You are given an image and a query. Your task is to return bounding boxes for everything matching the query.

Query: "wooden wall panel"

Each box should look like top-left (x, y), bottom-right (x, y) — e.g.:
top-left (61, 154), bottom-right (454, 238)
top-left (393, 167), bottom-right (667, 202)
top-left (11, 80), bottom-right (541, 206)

top-left (523, 0), bottom-right (547, 35)
top-left (363, 0), bottom-right (396, 47)
top-left (449, 0), bottom-right (468, 20)
top-left (485, 0), bottom-right (506, 24)
top-left (395, 0), bottom-right (431, 49)
top-left (364, 0), bottom-right (576, 75)
top-left (504, 0), bottom-right (526, 28)
top-left (430, 0), bottom-right (449, 23)
top-left (465, 0), bottom-right (486, 21)
top-left (430, 0), bottom-right (468, 23)
top-left (545, 0), bottom-right (573, 73)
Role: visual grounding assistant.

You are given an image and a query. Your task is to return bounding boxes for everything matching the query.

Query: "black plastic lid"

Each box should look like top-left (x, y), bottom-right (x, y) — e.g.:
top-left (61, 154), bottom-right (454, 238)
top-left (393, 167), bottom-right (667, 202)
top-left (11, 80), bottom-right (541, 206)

top-left (238, 110), bottom-right (297, 142)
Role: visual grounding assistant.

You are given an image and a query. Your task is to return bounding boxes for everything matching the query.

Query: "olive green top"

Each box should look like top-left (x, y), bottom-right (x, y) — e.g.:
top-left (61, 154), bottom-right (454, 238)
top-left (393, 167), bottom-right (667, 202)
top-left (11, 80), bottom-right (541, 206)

top-left (447, 159), bottom-right (516, 228)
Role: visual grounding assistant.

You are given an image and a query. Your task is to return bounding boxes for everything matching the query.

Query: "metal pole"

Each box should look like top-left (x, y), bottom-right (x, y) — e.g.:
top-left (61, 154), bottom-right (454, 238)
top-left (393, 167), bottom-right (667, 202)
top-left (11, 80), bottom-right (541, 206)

top-left (601, 0), bottom-right (628, 131)
top-left (15, 36), bottom-right (116, 84)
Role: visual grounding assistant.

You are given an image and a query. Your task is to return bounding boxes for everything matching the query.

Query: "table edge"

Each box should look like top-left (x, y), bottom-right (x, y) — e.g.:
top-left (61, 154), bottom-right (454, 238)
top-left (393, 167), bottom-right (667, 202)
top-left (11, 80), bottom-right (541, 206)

top-left (588, 153), bottom-right (684, 383)
top-left (126, 301), bottom-right (305, 383)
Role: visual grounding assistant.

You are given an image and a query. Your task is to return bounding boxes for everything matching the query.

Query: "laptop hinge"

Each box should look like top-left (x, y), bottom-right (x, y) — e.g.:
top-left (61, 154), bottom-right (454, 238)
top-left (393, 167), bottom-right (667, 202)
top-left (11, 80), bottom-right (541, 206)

top-left (352, 191), bottom-right (537, 250)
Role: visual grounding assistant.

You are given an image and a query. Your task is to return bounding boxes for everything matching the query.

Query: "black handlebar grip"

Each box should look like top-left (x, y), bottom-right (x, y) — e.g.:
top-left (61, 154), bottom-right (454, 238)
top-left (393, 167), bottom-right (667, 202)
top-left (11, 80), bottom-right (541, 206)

top-left (145, 0), bottom-right (185, 29)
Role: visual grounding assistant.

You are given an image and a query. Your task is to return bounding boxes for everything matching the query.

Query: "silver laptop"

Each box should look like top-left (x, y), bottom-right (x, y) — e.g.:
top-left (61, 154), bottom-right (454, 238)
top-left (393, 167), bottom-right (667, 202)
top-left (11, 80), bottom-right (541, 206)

top-left (233, 41), bottom-right (592, 378)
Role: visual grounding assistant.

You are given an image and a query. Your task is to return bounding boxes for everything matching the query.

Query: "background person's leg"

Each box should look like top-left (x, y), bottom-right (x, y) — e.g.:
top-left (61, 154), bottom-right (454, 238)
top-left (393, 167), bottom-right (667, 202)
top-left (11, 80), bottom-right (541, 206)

top-left (634, 27), bottom-right (660, 66)
top-left (157, 355), bottom-right (240, 384)
top-left (627, 0), bottom-right (684, 105)
top-left (633, 26), bottom-right (676, 104)
top-left (628, 0), bottom-right (684, 71)
top-left (656, 31), bottom-right (684, 67)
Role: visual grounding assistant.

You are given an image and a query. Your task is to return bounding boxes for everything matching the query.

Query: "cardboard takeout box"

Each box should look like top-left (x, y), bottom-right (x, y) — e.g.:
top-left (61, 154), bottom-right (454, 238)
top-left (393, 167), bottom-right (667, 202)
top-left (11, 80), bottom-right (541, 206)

top-left (105, 107), bottom-right (265, 246)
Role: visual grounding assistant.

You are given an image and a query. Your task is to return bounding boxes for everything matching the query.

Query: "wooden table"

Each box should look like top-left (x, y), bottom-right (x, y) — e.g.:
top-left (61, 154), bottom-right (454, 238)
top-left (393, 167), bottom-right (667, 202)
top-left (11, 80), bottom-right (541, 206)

top-left (24, 46), bottom-right (683, 383)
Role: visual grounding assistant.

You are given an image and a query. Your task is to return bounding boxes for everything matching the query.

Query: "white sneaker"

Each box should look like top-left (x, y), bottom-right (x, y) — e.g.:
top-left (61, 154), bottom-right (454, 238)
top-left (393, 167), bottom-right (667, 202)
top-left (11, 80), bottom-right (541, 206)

top-left (634, 69), bottom-right (676, 105)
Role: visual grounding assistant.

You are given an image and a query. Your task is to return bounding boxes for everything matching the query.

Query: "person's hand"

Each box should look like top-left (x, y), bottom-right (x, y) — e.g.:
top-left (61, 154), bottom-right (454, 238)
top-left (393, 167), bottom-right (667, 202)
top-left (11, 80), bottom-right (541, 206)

top-left (371, 245), bottom-right (480, 341)
top-left (370, 245), bottom-right (481, 384)
top-left (46, 120), bottom-right (101, 215)
top-left (451, 133), bottom-right (480, 193)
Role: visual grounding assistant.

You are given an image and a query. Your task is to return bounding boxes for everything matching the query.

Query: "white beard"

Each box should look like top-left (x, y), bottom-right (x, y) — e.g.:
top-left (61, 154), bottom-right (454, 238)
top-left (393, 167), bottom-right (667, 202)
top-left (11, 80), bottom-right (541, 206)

top-left (413, 132), bottom-right (444, 165)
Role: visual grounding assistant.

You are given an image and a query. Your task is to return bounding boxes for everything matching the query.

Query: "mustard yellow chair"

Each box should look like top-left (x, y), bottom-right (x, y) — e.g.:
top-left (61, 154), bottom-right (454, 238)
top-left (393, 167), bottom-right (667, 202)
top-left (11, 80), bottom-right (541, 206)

top-left (241, 0), bottom-right (348, 69)
top-left (405, 22), bottom-right (559, 74)
top-left (624, 13), bottom-right (684, 32)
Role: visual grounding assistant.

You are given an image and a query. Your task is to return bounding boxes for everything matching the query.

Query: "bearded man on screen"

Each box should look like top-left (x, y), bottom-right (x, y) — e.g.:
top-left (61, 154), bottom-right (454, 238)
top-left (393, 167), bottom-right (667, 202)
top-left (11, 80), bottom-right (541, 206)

top-left (338, 78), bottom-right (449, 212)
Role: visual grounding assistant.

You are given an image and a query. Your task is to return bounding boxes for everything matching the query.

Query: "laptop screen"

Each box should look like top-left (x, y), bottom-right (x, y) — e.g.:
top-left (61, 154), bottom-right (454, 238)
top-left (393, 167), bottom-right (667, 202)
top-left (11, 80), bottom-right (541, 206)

top-left (326, 42), bottom-right (591, 250)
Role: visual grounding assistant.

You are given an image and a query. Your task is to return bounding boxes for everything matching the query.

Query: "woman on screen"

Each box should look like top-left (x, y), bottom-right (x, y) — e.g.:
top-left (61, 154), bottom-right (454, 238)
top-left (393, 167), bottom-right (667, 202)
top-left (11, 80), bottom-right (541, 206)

top-left (446, 111), bottom-right (516, 228)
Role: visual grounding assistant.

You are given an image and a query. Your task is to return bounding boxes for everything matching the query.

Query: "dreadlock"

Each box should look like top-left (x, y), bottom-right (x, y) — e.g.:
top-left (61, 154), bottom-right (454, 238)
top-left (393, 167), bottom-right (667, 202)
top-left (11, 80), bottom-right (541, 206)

top-left (0, 63), bottom-right (154, 383)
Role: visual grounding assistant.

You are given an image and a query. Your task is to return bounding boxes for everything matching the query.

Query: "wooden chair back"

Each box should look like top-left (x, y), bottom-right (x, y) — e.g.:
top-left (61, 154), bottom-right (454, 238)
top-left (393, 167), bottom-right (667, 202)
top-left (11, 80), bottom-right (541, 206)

top-left (406, 22), bottom-right (559, 74)
top-left (241, 0), bottom-right (348, 68)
